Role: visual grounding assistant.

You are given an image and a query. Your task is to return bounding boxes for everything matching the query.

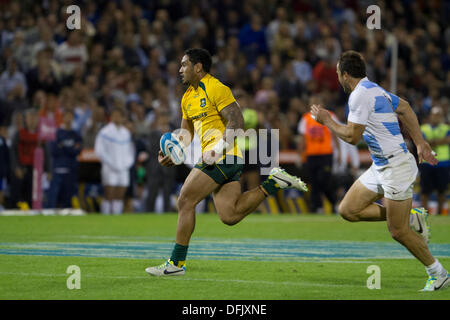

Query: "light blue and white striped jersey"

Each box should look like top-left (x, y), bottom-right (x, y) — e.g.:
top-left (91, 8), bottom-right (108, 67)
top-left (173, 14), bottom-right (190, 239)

top-left (348, 77), bottom-right (408, 166)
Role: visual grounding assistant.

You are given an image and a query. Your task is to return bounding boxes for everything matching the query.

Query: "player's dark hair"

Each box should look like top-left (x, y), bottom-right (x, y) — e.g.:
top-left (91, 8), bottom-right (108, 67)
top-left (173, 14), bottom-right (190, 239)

top-left (184, 48), bottom-right (212, 73)
top-left (338, 51), bottom-right (366, 78)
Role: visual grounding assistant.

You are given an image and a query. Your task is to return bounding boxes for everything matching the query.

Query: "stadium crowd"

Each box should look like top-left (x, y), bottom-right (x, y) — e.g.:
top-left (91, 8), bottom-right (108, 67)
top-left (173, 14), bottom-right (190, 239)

top-left (0, 0), bottom-right (448, 213)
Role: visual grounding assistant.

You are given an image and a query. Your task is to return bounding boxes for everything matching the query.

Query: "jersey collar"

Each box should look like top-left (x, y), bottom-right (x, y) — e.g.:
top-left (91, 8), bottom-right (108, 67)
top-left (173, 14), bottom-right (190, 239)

top-left (354, 76), bottom-right (369, 90)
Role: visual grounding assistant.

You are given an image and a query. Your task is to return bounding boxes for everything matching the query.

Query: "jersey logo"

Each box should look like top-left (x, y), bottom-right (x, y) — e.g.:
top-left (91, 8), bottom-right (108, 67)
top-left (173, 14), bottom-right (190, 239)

top-left (191, 112), bottom-right (207, 120)
top-left (163, 269), bottom-right (184, 275)
top-left (200, 98), bottom-right (206, 108)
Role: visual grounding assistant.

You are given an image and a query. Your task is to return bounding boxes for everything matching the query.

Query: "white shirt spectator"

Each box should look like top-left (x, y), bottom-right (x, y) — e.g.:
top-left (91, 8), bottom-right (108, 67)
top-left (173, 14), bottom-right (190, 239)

top-left (0, 69), bottom-right (27, 100)
top-left (54, 41), bottom-right (88, 75)
top-left (292, 59), bottom-right (312, 84)
top-left (94, 122), bottom-right (135, 172)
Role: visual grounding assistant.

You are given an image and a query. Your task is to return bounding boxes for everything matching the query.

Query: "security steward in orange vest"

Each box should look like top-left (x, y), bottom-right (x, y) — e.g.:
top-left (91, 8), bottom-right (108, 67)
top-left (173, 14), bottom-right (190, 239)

top-left (298, 107), bottom-right (340, 213)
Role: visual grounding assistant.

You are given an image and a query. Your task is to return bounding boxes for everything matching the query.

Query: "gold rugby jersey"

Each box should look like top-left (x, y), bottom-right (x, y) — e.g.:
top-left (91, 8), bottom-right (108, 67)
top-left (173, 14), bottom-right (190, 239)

top-left (181, 73), bottom-right (243, 159)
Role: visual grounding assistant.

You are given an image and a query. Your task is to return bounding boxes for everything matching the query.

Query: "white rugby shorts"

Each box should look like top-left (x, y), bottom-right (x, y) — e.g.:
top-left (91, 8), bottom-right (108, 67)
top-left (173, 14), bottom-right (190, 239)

top-left (101, 166), bottom-right (130, 187)
top-left (359, 152), bottom-right (418, 201)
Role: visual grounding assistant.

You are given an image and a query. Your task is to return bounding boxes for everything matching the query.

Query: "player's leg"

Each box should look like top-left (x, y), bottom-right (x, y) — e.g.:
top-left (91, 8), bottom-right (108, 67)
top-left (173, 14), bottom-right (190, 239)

top-left (385, 197), bottom-right (450, 291)
top-left (243, 168), bottom-right (265, 212)
top-left (385, 198), bottom-right (433, 264)
top-left (213, 166), bottom-right (308, 225)
top-left (338, 179), bottom-right (385, 222)
top-left (213, 180), bottom-right (265, 226)
top-left (146, 168), bottom-right (218, 276)
top-left (175, 168), bottom-right (219, 245)
top-left (385, 153), bottom-right (449, 290)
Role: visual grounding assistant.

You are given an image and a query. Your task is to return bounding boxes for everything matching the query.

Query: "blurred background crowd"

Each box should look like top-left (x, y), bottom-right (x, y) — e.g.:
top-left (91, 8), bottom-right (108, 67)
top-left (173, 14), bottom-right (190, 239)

top-left (0, 0), bottom-right (448, 214)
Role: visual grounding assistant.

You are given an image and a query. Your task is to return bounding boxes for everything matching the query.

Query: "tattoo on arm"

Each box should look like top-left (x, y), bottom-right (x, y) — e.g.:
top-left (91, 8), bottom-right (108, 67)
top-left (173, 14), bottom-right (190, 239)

top-left (218, 102), bottom-right (244, 148)
top-left (220, 102), bottom-right (244, 131)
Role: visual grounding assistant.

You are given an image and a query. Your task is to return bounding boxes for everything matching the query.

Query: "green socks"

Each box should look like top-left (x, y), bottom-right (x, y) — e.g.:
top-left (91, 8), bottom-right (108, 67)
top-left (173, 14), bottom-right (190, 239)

top-left (170, 243), bottom-right (188, 267)
top-left (260, 176), bottom-right (280, 196)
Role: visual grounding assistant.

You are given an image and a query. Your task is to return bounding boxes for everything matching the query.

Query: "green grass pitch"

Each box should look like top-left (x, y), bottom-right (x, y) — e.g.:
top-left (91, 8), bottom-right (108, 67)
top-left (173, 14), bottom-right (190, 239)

top-left (0, 214), bottom-right (449, 300)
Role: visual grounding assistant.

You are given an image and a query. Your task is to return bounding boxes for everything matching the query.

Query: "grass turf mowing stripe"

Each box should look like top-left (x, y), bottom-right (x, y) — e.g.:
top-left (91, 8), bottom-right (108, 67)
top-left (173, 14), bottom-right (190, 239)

top-left (0, 271), bottom-right (360, 288)
top-left (0, 239), bottom-right (449, 261)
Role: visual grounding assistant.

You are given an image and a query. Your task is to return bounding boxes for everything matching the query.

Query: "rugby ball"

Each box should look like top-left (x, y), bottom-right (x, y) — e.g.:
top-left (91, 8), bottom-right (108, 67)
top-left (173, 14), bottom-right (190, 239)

top-left (160, 132), bottom-right (186, 165)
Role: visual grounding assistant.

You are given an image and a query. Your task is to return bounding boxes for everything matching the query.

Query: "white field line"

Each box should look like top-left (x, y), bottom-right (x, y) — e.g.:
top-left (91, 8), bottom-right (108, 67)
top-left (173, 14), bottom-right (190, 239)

top-left (0, 271), bottom-right (358, 288)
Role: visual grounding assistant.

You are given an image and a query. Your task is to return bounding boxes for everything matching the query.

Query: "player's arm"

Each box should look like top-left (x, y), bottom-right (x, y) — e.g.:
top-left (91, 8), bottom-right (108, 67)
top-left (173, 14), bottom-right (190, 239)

top-left (216, 102), bottom-right (244, 153)
top-left (220, 102), bottom-right (244, 138)
top-left (178, 118), bottom-right (195, 148)
top-left (310, 104), bottom-right (365, 145)
top-left (201, 101), bottom-right (244, 164)
top-left (395, 98), bottom-right (438, 165)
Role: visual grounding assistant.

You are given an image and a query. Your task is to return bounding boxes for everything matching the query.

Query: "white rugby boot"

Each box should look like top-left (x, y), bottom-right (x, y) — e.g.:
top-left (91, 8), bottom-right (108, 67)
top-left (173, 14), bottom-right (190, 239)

top-left (268, 167), bottom-right (308, 192)
top-left (145, 259), bottom-right (186, 277)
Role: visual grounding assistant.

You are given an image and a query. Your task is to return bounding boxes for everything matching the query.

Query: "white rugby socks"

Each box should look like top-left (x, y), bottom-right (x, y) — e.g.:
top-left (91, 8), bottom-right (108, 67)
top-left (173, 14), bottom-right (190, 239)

top-left (112, 200), bottom-right (123, 215)
top-left (100, 199), bottom-right (123, 215)
top-left (426, 259), bottom-right (448, 278)
top-left (101, 200), bottom-right (111, 215)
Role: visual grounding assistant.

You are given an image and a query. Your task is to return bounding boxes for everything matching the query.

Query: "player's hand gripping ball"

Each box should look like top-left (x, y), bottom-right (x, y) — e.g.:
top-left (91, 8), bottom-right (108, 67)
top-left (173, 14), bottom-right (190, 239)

top-left (160, 132), bottom-right (186, 165)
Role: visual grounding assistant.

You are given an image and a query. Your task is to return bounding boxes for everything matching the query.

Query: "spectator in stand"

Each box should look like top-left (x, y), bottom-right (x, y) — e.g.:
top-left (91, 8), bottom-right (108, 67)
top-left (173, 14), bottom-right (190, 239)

top-left (121, 31), bottom-right (144, 68)
top-left (0, 57), bottom-right (27, 100)
top-left (276, 61), bottom-right (303, 112)
top-left (94, 107), bottom-right (134, 215)
top-left (37, 90), bottom-right (62, 130)
top-left (10, 30), bottom-right (33, 73)
top-left (419, 106), bottom-right (450, 215)
top-left (54, 30), bottom-right (88, 77)
top-left (0, 125), bottom-right (9, 211)
top-left (46, 109), bottom-right (82, 209)
top-left (9, 109), bottom-right (39, 209)
top-left (30, 24), bottom-right (58, 67)
top-left (239, 13), bottom-right (268, 64)
top-left (292, 47), bottom-right (312, 85)
top-left (145, 110), bottom-right (175, 212)
top-left (312, 54), bottom-right (340, 93)
top-left (0, 0), bottom-right (448, 214)
top-left (298, 96), bottom-right (340, 213)
top-left (26, 49), bottom-right (60, 99)
top-left (266, 7), bottom-right (296, 51)
top-left (82, 104), bottom-right (106, 149)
